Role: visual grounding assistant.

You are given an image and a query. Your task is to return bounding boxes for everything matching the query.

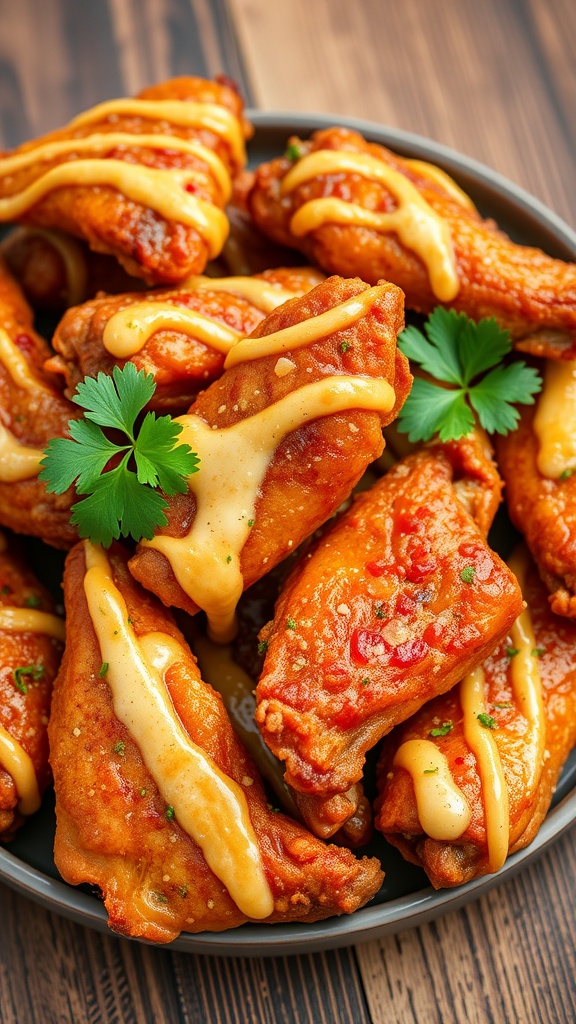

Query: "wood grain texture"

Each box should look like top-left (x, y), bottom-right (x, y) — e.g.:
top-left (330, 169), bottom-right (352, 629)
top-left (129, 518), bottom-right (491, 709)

top-left (0, 0), bottom-right (575, 1022)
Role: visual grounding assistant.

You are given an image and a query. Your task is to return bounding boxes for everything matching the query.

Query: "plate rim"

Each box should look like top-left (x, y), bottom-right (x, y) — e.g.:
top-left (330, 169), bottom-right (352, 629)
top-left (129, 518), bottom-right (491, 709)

top-left (2, 109), bottom-right (575, 957)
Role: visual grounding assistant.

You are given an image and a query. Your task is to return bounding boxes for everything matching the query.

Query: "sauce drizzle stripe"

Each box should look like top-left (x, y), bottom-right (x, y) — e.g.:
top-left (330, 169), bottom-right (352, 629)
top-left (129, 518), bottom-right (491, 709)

top-left (533, 359), bottom-right (576, 479)
top-left (83, 543), bottom-right (274, 919)
top-left (393, 738), bottom-right (471, 840)
top-left (0, 607), bottom-right (65, 642)
top-left (103, 303), bottom-right (241, 358)
top-left (0, 723), bottom-right (40, 815)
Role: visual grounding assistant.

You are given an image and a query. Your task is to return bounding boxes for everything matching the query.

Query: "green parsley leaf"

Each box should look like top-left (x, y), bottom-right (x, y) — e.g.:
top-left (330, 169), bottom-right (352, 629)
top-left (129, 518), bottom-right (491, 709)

top-left (257, 640), bottom-right (268, 656)
top-left (506, 647), bottom-right (520, 658)
top-left (397, 309), bottom-right (542, 442)
top-left (460, 566), bottom-right (475, 584)
top-left (477, 712), bottom-right (498, 729)
top-left (286, 616), bottom-right (297, 630)
top-left (492, 702), bottom-right (513, 709)
top-left (25, 594), bottom-right (41, 608)
top-left (532, 647), bottom-right (545, 658)
top-left (166, 804), bottom-right (175, 821)
top-left (13, 664), bottom-right (44, 694)
top-left (285, 141), bottom-right (303, 162)
top-left (559, 468), bottom-right (574, 481)
top-left (112, 740), bottom-right (125, 756)
top-left (99, 663), bottom-right (109, 677)
top-left (423, 767), bottom-right (439, 774)
top-left (40, 364), bottom-right (199, 546)
top-left (429, 721), bottom-right (453, 737)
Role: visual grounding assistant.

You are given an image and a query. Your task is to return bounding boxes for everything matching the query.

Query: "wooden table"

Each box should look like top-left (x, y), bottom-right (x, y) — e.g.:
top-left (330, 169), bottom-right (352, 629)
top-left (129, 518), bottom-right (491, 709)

top-left (0, 1), bottom-right (575, 1021)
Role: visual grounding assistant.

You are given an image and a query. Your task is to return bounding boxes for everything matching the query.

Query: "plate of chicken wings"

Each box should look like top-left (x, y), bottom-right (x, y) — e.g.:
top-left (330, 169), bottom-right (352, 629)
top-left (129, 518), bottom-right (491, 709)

top-left (0, 76), bottom-right (575, 956)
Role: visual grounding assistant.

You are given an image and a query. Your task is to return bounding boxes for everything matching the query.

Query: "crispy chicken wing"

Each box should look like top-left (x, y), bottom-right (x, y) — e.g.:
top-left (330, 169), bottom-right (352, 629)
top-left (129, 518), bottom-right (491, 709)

top-left (374, 555), bottom-right (576, 886)
top-left (248, 128), bottom-right (576, 357)
top-left (255, 435), bottom-right (523, 838)
top-left (49, 541), bottom-right (383, 942)
top-left (128, 275), bottom-right (411, 634)
top-left (0, 255), bottom-right (78, 547)
top-left (0, 532), bottom-right (64, 840)
top-left (0, 76), bottom-right (251, 285)
top-left (46, 267), bottom-right (325, 413)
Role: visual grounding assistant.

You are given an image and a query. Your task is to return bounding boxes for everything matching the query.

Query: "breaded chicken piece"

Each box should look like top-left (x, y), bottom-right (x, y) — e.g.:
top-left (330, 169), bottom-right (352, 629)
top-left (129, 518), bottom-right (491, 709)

top-left (248, 128), bottom-right (576, 358)
top-left (1, 227), bottom-right (144, 310)
top-left (0, 76), bottom-right (251, 285)
top-left (128, 275), bottom-right (411, 623)
top-left (46, 267), bottom-right (325, 413)
top-left (49, 542), bottom-right (383, 942)
top-left (0, 256), bottom-right (78, 547)
top-left (255, 435), bottom-right (523, 838)
top-left (496, 401), bottom-right (576, 618)
top-left (0, 533), bottom-right (64, 840)
top-left (374, 558), bottom-right (576, 886)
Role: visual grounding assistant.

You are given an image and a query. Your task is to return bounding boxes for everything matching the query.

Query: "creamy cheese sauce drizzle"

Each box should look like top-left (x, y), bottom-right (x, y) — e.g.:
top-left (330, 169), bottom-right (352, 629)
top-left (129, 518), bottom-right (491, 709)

top-left (83, 543), bottom-right (274, 920)
top-left (67, 99), bottom-right (246, 170)
top-left (460, 665), bottom-right (509, 872)
top-left (506, 547), bottom-right (546, 808)
top-left (103, 302), bottom-right (241, 358)
top-left (0, 328), bottom-right (52, 394)
top-left (144, 374), bottom-right (395, 642)
top-left (224, 285), bottom-right (384, 369)
top-left (0, 423), bottom-right (44, 481)
top-left (0, 722), bottom-right (40, 815)
top-left (533, 359), bottom-right (576, 478)
top-left (0, 606), bottom-right (65, 642)
top-left (281, 150), bottom-right (460, 302)
top-left (403, 159), bottom-right (476, 211)
top-left (392, 739), bottom-right (471, 840)
top-left (0, 134), bottom-right (232, 202)
top-left (0, 162), bottom-right (229, 258)
top-left (181, 274), bottom-right (307, 313)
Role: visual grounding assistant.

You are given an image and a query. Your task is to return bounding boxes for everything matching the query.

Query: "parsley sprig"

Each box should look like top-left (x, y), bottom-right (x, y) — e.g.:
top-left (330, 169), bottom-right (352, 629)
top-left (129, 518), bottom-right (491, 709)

top-left (397, 308), bottom-right (542, 442)
top-left (39, 363), bottom-right (199, 546)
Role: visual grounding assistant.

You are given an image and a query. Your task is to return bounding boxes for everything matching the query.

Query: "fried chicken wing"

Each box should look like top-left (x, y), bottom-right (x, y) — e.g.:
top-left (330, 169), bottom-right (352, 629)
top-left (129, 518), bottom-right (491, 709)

top-left (0, 255), bottom-right (78, 547)
top-left (1, 227), bottom-right (144, 310)
top-left (495, 359), bottom-right (576, 617)
top-left (46, 267), bottom-right (325, 413)
top-left (49, 541), bottom-right (383, 942)
top-left (374, 552), bottom-right (576, 886)
top-left (0, 76), bottom-right (251, 285)
top-left (128, 274), bottom-right (411, 637)
top-left (255, 435), bottom-right (523, 838)
top-left (248, 128), bottom-right (576, 357)
top-left (0, 532), bottom-right (64, 840)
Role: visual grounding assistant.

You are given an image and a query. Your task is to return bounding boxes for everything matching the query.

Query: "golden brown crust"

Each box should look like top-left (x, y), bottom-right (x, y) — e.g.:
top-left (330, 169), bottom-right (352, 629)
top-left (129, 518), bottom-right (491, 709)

top-left (0, 255), bottom-right (78, 548)
top-left (0, 77), bottom-right (251, 285)
top-left (248, 127), bottom-right (576, 356)
top-left (495, 406), bottom-right (576, 617)
top-left (47, 267), bottom-right (325, 413)
top-left (374, 563), bottom-right (576, 886)
top-left (0, 539), bottom-right (63, 840)
top-left (254, 436), bottom-right (521, 838)
top-left (49, 542), bottom-right (383, 942)
top-left (129, 274), bottom-right (411, 613)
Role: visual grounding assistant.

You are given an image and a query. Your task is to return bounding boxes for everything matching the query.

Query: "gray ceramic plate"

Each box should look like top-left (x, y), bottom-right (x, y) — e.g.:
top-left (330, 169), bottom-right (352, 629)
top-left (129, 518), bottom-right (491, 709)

top-left (1, 111), bottom-right (575, 958)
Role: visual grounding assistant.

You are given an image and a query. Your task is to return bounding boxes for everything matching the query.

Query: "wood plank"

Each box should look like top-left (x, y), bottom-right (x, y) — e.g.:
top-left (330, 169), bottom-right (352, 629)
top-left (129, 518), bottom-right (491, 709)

top-left (356, 831), bottom-right (576, 1024)
top-left (228, 0), bottom-right (575, 226)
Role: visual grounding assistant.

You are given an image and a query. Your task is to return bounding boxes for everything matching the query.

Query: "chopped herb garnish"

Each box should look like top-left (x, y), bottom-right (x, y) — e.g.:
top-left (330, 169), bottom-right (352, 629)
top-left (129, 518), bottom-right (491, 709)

top-left (226, 554), bottom-right (232, 564)
top-left (492, 702), bottom-right (513, 709)
top-left (179, 886), bottom-right (188, 898)
top-left (39, 363), bottom-right (199, 546)
top-left (285, 141), bottom-right (303, 162)
top-left (397, 308), bottom-right (542, 442)
top-left (429, 721), bottom-right (453, 737)
top-left (505, 647), bottom-right (520, 658)
top-left (99, 662), bottom-right (109, 677)
top-left (340, 340), bottom-right (351, 353)
top-left (460, 566), bottom-right (475, 584)
top-left (559, 468), bottom-right (574, 481)
top-left (152, 891), bottom-right (169, 904)
top-left (477, 712), bottom-right (498, 729)
top-left (166, 804), bottom-right (175, 821)
top-left (140, 787), bottom-right (147, 797)
top-left (247, 519), bottom-right (255, 527)
top-left (286, 616), bottom-right (297, 630)
top-left (361, 677), bottom-right (370, 687)
top-left (257, 640), bottom-right (268, 656)
top-left (0, 585), bottom-right (11, 596)
top-left (25, 594), bottom-right (41, 608)
top-left (374, 604), bottom-right (386, 619)
top-left (532, 647), bottom-right (545, 657)
top-left (423, 767), bottom-right (439, 774)
top-left (113, 740), bottom-right (125, 756)
top-left (13, 663), bottom-right (44, 695)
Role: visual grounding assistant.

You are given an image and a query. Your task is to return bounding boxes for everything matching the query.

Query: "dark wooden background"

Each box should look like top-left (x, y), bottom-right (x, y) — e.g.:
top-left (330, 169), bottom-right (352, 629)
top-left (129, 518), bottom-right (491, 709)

top-left (0, 1), bottom-right (575, 1021)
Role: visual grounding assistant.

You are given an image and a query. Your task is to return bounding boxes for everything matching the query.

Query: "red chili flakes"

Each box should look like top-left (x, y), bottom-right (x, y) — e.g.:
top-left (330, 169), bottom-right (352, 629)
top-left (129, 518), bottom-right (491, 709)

top-left (349, 628), bottom-right (389, 665)
top-left (395, 593), bottom-right (416, 616)
top-left (405, 557), bottom-right (437, 583)
top-left (423, 621), bottom-right (444, 646)
top-left (366, 559), bottom-right (386, 577)
top-left (389, 638), bottom-right (429, 667)
top-left (14, 333), bottom-right (34, 353)
top-left (395, 512), bottom-right (421, 535)
top-left (454, 756), bottom-right (465, 766)
top-left (184, 182), bottom-right (198, 194)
